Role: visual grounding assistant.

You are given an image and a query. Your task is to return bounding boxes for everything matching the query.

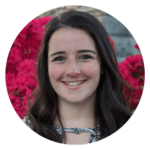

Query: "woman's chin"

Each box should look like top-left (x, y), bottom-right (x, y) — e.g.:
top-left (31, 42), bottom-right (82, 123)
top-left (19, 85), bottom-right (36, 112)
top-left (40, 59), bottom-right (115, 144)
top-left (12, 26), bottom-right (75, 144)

top-left (59, 95), bottom-right (92, 105)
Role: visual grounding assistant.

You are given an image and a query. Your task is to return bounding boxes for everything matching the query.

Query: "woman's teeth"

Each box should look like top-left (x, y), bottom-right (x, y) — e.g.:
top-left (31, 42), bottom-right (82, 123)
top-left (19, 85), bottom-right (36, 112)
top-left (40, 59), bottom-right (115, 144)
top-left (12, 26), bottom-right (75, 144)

top-left (64, 81), bottom-right (85, 86)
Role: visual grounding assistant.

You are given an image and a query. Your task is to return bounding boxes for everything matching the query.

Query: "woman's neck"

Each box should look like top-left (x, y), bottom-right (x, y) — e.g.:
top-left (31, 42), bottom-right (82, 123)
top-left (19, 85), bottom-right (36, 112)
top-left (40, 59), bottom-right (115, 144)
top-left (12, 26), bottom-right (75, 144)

top-left (54, 97), bottom-right (96, 128)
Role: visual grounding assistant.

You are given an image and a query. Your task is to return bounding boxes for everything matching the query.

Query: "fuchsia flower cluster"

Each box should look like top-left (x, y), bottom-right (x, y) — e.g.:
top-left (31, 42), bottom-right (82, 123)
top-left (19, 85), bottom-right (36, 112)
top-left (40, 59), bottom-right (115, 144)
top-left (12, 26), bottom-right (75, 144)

top-left (118, 45), bottom-right (144, 110)
top-left (6, 17), bottom-right (53, 119)
top-left (5, 17), bottom-right (144, 118)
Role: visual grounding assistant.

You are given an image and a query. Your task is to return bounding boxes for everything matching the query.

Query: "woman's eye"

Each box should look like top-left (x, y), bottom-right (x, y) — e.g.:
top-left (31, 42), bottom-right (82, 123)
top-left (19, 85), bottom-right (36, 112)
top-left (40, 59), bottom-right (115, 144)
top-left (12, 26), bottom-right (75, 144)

top-left (53, 56), bottom-right (65, 62)
top-left (80, 55), bottom-right (92, 60)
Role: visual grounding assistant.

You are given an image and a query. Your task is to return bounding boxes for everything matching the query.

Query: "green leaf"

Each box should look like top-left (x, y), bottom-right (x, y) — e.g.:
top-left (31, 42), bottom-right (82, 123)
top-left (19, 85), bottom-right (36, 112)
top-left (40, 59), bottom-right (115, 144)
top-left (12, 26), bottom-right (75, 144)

top-left (141, 86), bottom-right (144, 89)
top-left (132, 110), bottom-right (135, 114)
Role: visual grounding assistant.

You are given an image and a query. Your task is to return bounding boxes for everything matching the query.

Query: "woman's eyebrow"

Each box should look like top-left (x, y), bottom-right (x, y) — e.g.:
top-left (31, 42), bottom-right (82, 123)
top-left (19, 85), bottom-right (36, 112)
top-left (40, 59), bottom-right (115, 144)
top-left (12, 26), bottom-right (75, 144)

top-left (50, 51), bottom-right (65, 57)
top-left (78, 50), bottom-right (96, 54)
top-left (50, 50), bottom-right (96, 57)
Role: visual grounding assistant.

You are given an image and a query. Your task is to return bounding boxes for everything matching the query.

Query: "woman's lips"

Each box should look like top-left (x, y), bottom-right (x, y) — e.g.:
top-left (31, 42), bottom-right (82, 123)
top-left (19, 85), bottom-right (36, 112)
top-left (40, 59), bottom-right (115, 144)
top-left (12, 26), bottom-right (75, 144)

top-left (61, 80), bottom-right (87, 90)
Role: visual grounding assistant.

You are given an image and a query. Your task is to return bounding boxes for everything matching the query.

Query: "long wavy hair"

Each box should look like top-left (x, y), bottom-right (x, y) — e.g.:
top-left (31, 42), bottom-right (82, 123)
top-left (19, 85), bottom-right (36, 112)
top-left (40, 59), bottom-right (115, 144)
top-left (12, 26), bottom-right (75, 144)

top-left (27, 11), bottom-right (132, 143)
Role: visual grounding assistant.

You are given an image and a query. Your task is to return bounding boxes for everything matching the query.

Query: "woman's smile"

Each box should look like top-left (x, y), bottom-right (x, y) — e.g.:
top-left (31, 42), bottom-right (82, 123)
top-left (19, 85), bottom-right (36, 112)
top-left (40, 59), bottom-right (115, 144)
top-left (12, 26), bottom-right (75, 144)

top-left (61, 79), bottom-right (88, 91)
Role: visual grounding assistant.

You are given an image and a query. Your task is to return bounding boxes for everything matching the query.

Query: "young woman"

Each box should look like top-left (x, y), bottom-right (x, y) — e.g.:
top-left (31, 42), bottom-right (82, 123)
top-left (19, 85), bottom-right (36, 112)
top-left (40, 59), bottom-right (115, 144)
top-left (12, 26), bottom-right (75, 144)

top-left (24, 11), bottom-right (132, 144)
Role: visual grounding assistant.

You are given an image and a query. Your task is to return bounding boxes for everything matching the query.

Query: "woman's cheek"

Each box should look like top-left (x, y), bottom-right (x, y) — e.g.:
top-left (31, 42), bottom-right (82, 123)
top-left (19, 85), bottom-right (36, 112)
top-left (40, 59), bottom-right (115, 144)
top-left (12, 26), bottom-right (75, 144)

top-left (48, 65), bottom-right (64, 81)
top-left (81, 63), bottom-right (100, 77)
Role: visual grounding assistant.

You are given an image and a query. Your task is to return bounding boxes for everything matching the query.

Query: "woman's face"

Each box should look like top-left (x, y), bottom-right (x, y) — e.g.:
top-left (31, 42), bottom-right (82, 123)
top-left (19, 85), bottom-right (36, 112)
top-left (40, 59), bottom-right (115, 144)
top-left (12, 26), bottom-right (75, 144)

top-left (48, 27), bottom-right (101, 104)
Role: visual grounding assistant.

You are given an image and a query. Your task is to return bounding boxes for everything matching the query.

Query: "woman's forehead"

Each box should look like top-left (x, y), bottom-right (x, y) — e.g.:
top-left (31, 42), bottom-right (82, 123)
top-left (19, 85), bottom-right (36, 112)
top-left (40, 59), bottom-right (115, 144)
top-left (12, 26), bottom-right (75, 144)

top-left (48, 27), bottom-right (97, 54)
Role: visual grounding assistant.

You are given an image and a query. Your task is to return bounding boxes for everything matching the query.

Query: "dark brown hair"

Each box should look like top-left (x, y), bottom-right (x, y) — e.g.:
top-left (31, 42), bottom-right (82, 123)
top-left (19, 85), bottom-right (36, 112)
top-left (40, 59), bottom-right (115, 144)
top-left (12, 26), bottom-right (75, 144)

top-left (27, 11), bottom-right (132, 143)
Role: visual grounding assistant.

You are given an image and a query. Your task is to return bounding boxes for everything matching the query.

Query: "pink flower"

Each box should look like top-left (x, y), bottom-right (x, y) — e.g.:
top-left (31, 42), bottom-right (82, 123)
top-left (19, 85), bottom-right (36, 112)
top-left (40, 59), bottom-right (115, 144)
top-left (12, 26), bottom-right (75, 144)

top-left (129, 98), bottom-right (139, 109)
top-left (37, 16), bottom-right (53, 27)
top-left (119, 54), bottom-right (144, 110)
top-left (134, 44), bottom-right (140, 50)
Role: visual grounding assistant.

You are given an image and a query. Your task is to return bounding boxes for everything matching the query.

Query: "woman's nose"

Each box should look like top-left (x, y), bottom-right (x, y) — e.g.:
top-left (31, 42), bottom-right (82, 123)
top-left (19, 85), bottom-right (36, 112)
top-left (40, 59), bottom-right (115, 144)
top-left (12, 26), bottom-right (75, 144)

top-left (65, 61), bottom-right (81, 77)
